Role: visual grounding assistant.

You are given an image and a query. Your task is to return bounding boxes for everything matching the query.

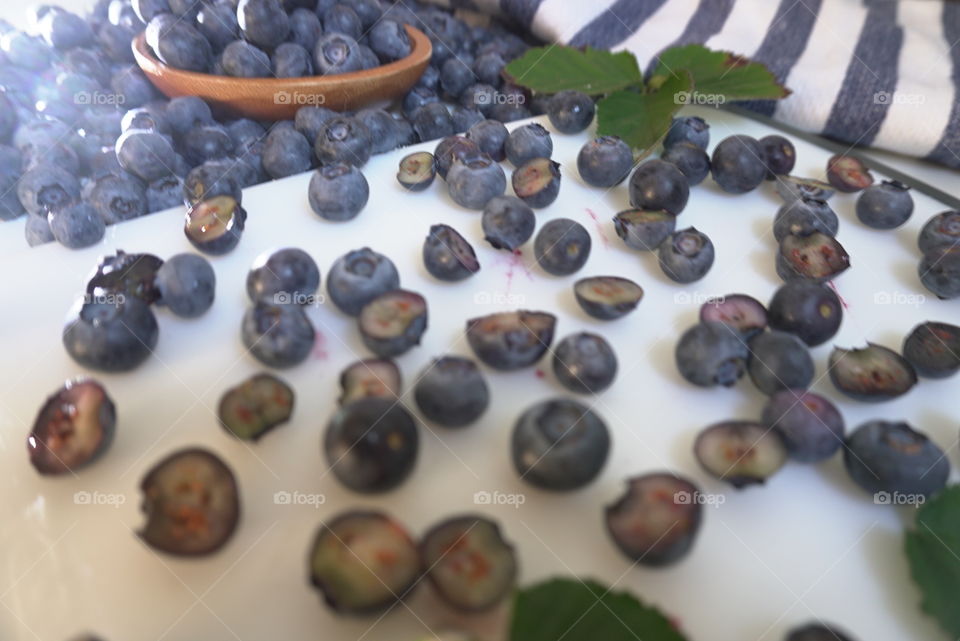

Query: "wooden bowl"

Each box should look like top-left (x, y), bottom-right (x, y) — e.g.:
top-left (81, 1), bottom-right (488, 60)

top-left (132, 25), bottom-right (432, 120)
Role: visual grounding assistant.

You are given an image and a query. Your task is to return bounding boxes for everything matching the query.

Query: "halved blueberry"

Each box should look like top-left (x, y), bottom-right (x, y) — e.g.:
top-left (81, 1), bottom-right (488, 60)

top-left (28, 379), bottom-right (116, 475)
top-left (218, 373), bottom-right (294, 441)
top-left (694, 421), bottom-right (787, 488)
top-left (829, 343), bottom-right (917, 402)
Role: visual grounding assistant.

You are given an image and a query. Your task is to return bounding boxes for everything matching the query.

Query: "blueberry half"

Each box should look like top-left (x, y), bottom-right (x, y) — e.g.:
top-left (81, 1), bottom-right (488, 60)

top-left (694, 421), bottom-right (787, 488)
top-left (357, 289), bottom-right (428, 358)
top-left (338, 358), bottom-right (402, 406)
top-left (218, 373), bottom-right (294, 441)
top-left (28, 379), bottom-right (116, 475)
top-left (829, 343), bottom-right (917, 402)
top-left (573, 276), bottom-right (643, 321)
top-left (466, 311), bottom-right (556, 370)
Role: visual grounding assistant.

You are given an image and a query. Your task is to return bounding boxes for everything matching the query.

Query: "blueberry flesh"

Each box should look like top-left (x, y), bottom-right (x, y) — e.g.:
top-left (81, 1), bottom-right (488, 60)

top-left (785, 623), bottom-right (857, 641)
top-left (423, 224), bottom-right (480, 282)
top-left (826, 154), bottom-right (873, 193)
top-left (309, 510), bottom-right (421, 615)
top-left (28, 379), bottom-right (116, 475)
top-left (324, 398), bottom-right (419, 494)
top-left (711, 135), bottom-right (766, 194)
top-left (902, 321), bottom-right (960, 379)
top-left (759, 135), bottom-right (796, 178)
top-left (86, 251), bottom-right (164, 305)
top-left (155, 253), bottom-right (216, 318)
top-left (511, 398), bottom-right (610, 491)
top-left (843, 420), bottom-right (949, 498)
top-left (327, 248), bottom-right (400, 316)
top-left (775, 175), bottom-right (836, 203)
top-left (675, 322), bottom-right (749, 388)
top-left (695, 421), bottom-right (788, 488)
top-left (139, 448), bottom-right (240, 556)
top-left (48, 202), bottom-right (105, 249)
top-left (917, 210), bottom-right (960, 254)
top-left (659, 227), bottom-right (714, 283)
top-left (767, 281), bottom-right (842, 347)
top-left (663, 116), bottom-right (709, 150)
top-left (447, 152), bottom-right (506, 210)
top-left (700, 294), bottom-right (767, 337)
top-left (339, 358), bottom-right (402, 406)
top-left (466, 311), bottom-right (556, 371)
top-left (577, 136), bottom-right (633, 188)
top-left (512, 157), bottom-right (561, 208)
top-left (661, 141), bottom-right (710, 186)
top-left (218, 373), bottom-right (294, 441)
top-left (777, 232), bottom-right (850, 283)
top-left (573, 276), bottom-right (643, 320)
top-left (747, 330), bottom-right (815, 396)
top-left (829, 343), bottom-right (917, 402)
top-left (535, 218), bottom-right (591, 276)
top-left (308, 163), bottom-right (369, 222)
top-left (414, 356), bottom-right (489, 428)
top-left (856, 180), bottom-right (913, 229)
top-left (773, 198), bottom-right (839, 242)
top-left (552, 332), bottom-right (617, 394)
top-left (547, 90), bottom-right (595, 134)
top-left (762, 389), bottom-right (845, 463)
top-left (605, 473), bottom-right (703, 566)
top-left (613, 209), bottom-right (676, 252)
top-left (246, 248), bottom-right (320, 305)
top-left (628, 159), bottom-right (689, 215)
top-left (63, 297), bottom-right (159, 372)
top-left (919, 246), bottom-right (960, 299)
top-left (184, 196), bottom-right (246, 256)
top-left (357, 289), bottom-right (428, 358)
top-left (241, 302), bottom-right (315, 368)
top-left (397, 151), bottom-right (437, 192)
top-left (505, 123), bottom-right (553, 167)
top-left (467, 119), bottom-right (509, 162)
top-left (420, 515), bottom-right (517, 612)
top-left (434, 135), bottom-right (479, 179)
top-left (482, 195), bottom-right (535, 251)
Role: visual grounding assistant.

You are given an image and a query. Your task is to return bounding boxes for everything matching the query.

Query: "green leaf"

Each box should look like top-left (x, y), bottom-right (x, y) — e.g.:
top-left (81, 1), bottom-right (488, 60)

top-left (596, 72), bottom-right (692, 156)
top-left (649, 44), bottom-right (790, 101)
top-left (905, 486), bottom-right (960, 639)
top-left (504, 46), bottom-right (643, 95)
top-left (510, 578), bottom-right (688, 641)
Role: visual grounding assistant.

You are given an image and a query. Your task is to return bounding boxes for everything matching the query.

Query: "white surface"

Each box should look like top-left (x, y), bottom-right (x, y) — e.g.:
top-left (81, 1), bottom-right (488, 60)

top-left (1, 107), bottom-right (958, 641)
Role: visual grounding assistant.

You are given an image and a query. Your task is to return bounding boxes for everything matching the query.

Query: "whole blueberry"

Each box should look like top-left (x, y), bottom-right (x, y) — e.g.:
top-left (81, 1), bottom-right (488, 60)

top-left (773, 198), bottom-right (839, 241)
top-left (762, 390), bottom-right (844, 462)
top-left (153, 20), bottom-right (212, 72)
top-left (759, 135), bottom-right (796, 178)
top-left (547, 90), bottom-right (595, 134)
top-left (37, 9), bottom-right (94, 50)
top-left (423, 224), bottom-right (480, 282)
top-left (156, 253), bottom-right (216, 318)
top-left (110, 65), bottom-right (158, 108)
top-left (552, 332), bottom-right (617, 394)
top-left (182, 124), bottom-right (236, 165)
top-left (844, 420), bottom-right (949, 498)
top-left (902, 321), bottom-right (960, 379)
top-left (746, 330), bottom-right (815, 396)
top-left (412, 102), bottom-right (455, 142)
top-left (785, 623), bottom-right (856, 641)
top-left (414, 356), bottom-right (489, 427)
top-left (165, 96), bottom-right (213, 138)
top-left (242, 302), bottom-right (315, 368)
top-left (512, 157), bottom-right (561, 208)
top-left (197, 3), bottom-right (239, 50)
top-left (711, 135), bottom-right (766, 193)
top-left (416, 63), bottom-right (441, 92)
top-left (17, 164), bottom-right (81, 216)
top-left (1, 31), bottom-right (51, 70)
top-left (63, 297), bottom-right (159, 372)
top-left (246, 247), bottom-right (320, 305)
top-left (535, 218), bottom-right (591, 276)
top-left (577, 136), bottom-right (633, 188)
top-left (467, 119), bottom-right (509, 162)
top-left (238, 0), bottom-right (289, 48)
top-left (466, 311), bottom-right (556, 371)
top-left (628, 159), bottom-right (689, 215)
top-left (613, 208), bottom-right (676, 251)
top-left (917, 210), bottom-right (960, 254)
top-left (295, 106), bottom-right (336, 143)
top-left (856, 180), bottom-right (913, 229)
top-left (403, 85), bottom-right (440, 118)
top-left (659, 227), bottom-right (714, 283)
top-left (447, 152), bottom-right (506, 210)
top-left (369, 19), bottom-right (411, 62)
top-left (919, 247), bottom-right (960, 299)
top-left (321, 4), bottom-right (362, 40)
top-left (460, 83), bottom-right (496, 116)
top-left (313, 32), bottom-right (364, 75)
top-left (183, 162), bottom-right (243, 206)
top-left (767, 281), bottom-right (842, 347)
top-left (308, 164), bottom-right (369, 221)
top-left (315, 117), bottom-right (372, 167)
top-left (505, 123), bottom-right (552, 167)
top-left (440, 57), bottom-right (476, 99)
top-left (349, 0), bottom-right (383, 30)
top-left (115, 130), bottom-right (176, 183)
top-left (220, 40), bottom-right (272, 77)
top-left (25, 213), bottom-right (54, 246)
top-left (88, 173), bottom-right (148, 225)
top-left (663, 116), bottom-right (709, 150)
top-left (272, 42), bottom-right (313, 77)
top-left (262, 126), bottom-right (312, 179)
top-left (450, 106), bottom-right (484, 133)
top-left (327, 248), bottom-right (400, 316)
top-left (434, 135), bottom-right (479, 179)
top-left (97, 23), bottom-right (138, 63)
top-left (48, 202), bottom-right (105, 249)
top-left (482, 195), bottom-right (535, 251)
top-left (356, 108), bottom-right (402, 154)
top-left (287, 8), bottom-right (321, 51)
top-left (675, 321), bottom-right (748, 388)
top-left (122, 106), bottom-right (171, 136)
top-left (662, 141), bottom-right (710, 186)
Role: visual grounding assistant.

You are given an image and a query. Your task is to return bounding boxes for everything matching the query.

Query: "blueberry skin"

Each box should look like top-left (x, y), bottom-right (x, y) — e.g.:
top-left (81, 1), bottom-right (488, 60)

top-left (295, 106), bottom-right (337, 144)
top-left (466, 311), bottom-right (556, 371)
top-left (122, 106), bottom-right (171, 136)
top-left (759, 134), bottom-right (796, 178)
top-left (482, 195), bottom-right (535, 251)
top-left (440, 57), bottom-right (477, 99)
top-left (511, 398), bottom-right (610, 491)
top-left (414, 356), bottom-right (490, 427)
top-left (369, 19), bottom-right (411, 62)
top-left (349, 0), bottom-right (383, 30)
top-left (628, 159), bottom-right (689, 215)
top-left (902, 321), bottom-right (960, 379)
top-left (919, 247), bottom-right (960, 299)
top-left (17, 164), bottom-right (81, 217)
top-left (313, 33), bottom-right (364, 75)
top-left (238, 0), bottom-right (290, 48)
top-left (219, 40), bottom-right (272, 77)
top-left (355, 108), bottom-right (402, 154)
top-left (165, 96), bottom-right (213, 138)
top-left (242, 302), bottom-right (315, 368)
top-left (547, 90), bottom-right (595, 134)
top-left (762, 389), bottom-right (844, 462)
top-left (403, 86), bottom-right (440, 118)
top-left (63, 297), bottom-right (159, 372)
top-left (552, 332), bottom-right (618, 394)
top-left (183, 162), bottom-right (243, 206)
top-left (460, 83), bottom-right (497, 117)
top-left (434, 136), bottom-right (478, 179)
top-left (663, 116), bottom-right (709, 150)
top-left (88, 173), bottom-right (148, 225)
top-left (505, 123), bottom-right (553, 167)
top-left (917, 210), bottom-right (960, 254)
top-left (675, 321), bottom-right (749, 387)
top-left (156, 253), bottom-right (216, 318)
top-left (182, 124), bottom-right (236, 165)
top-left (613, 209), bottom-right (676, 251)
top-left (246, 248), bottom-right (320, 305)
top-left (661, 141), bottom-right (710, 186)
top-left (767, 281), bottom-right (842, 347)
top-left (746, 330), bottom-right (814, 396)
top-left (315, 117), bottom-right (372, 167)
top-left (843, 420), bottom-right (950, 498)
top-left (856, 180), bottom-right (913, 229)
top-left (473, 51), bottom-right (505, 87)
top-left (272, 42), bottom-right (313, 77)
top-left (48, 202), bottom-right (105, 249)
top-left (197, 3), bottom-right (240, 50)
top-left (321, 4), bottom-right (362, 40)
top-left (262, 126), bottom-right (312, 179)
top-left (115, 130), bottom-right (176, 183)
top-left (286, 8), bottom-right (321, 51)
top-left (308, 164), bottom-right (369, 222)
top-left (153, 20), bottom-right (212, 72)
top-left (467, 119), bottom-right (509, 162)
top-left (711, 135), bottom-right (766, 193)
top-left (659, 227), bottom-right (714, 283)
top-left (327, 248), bottom-right (400, 316)
top-left (412, 102), bottom-right (455, 142)
top-left (785, 623), bottom-right (856, 641)
top-left (447, 153), bottom-right (506, 210)
top-left (577, 136), bottom-right (633, 188)
top-left (423, 224), bottom-right (480, 281)
top-left (534, 218), bottom-right (592, 276)
top-left (24, 213), bottom-right (54, 246)
top-left (773, 198), bottom-right (839, 241)
top-left (450, 106), bottom-right (485, 134)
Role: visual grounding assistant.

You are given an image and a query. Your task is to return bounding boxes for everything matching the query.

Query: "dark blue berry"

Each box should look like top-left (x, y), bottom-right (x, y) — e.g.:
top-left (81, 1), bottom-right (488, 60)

top-left (327, 248), bottom-right (400, 316)
top-left (767, 281), bottom-right (842, 347)
top-left (183, 161), bottom-right (243, 206)
top-left (294, 106), bottom-right (336, 143)
top-left (220, 39), bottom-right (273, 77)
top-left (918, 210), bottom-right (960, 254)
top-left (272, 42), bottom-right (313, 77)
top-left (675, 322), bottom-right (748, 388)
top-left (440, 57), bottom-right (476, 99)
top-left (369, 19), bottom-right (411, 62)
top-left (434, 135), bottom-right (478, 179)
top-left (88, 173), bottom-right (147, 225)
top-left (355, 108), bottom-right (403, 154)
top-left (184, 195), bottom-right (246, 255)
top-left (919, 246), bottom-right (960, 299)
top-left (49, 202), bottom-right (105, 249)
top-left (165, 96), bottom-right (213, 137)
top-left (547, 90), bottom-right (594, 134)
top-left (775, 175), bottom-right (835, 203)
top-left (466, 311), bottom-right (556, 371)
top-left (762, 390), bottom-right (844, 462)
top-left (535, 218), bottom-right (591, 276)
top-left (450, 105), bottom-right (484, 133)
top-left (17, 164), bottom-right (81, 216)
top-left (553, 332), bottom-right (617, 394)
top-left (286, 8), bottom-right (321, 51)
top-left (262, 126), bottom-right (312, 178)
top-left (156, 253), bottom-right (216, 318)
top-left (414, 356), bottom-right (490, 427)
top-left (482, 195), bottom-right (535, 251)
top-left (197, 3), bottom-right (239, 50)
top-left (661, 141), bottom-right (709, 186)
top-left (321, 4), bottom-right (361, 40)
top-left (856, 180), bottom-right (913, 229)
top-left (314, 116), bottom-right (371, 167)
top-left (246, 248), bottom-right (319, 305)
top-left (412, 102), bottom-right (455, 142)
top-left (447, 152), bottom-right (505, 210)
top-left (773, 197), bottom-right (839, 241)
top-left (759, 134), bottom-right (796, 178)
top-left (786, 623), bottom-right (856, 641)
top-left (153, 20), bottom-right (212, 72)
top-left (63, 297), bottom-right (159, 372)
top-left (844, 420), bottom-right (949, 497)
top-left (659, 227), bottom-right (714, 283)
top-left (182, 124), bottom-right (236, 165)
top-left (242, 301), bottom-right (315, 368)
top-left (308, 163), bottom-right (369, 221)
top-left (628, 159), bottom-right (689, 214)
top-left (663, 116), bottom-right (709, 150)
top-left (115, 130), bottom-right (176, 182)
top-left (505, 123), bottom-right (552, 167)
top-left (238, 0), bottom-right (290, 48)
top-left (711, 135), bottom-right (766, 193)
top-left (747, 330), bottom-right (814, 395)
top-left (402, 85), bottom-right (440, 117)
top-left (467, 119), bottom-right (508, 162)
top-left (578, 136), bottom-right (633, 187)
top-left (902, 321), bottom-right (960, 379)
top-left (313, 32), bottom-right (364, 75)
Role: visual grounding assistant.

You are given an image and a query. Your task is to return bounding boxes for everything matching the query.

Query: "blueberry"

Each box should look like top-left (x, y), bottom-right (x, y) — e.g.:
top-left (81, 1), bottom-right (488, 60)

top-left (327, 248), bottom-right (400, 316)
top-left (759, 134), bottom-right (796, 178)
top-left (482, 195), bottom-right (535, 251)
top-left (17, 164), bottom-right (81, 217)
top-left (88, 173), bottom-right (148, 225)
top-left (700, 294), bottom-right (767, 337)
top-left (197, 3), bottom-right (239, 50)
top-left (324, 398), bottom-right (419, 493)
top-left (785, 623), bottom-right (856, 641)
top-left (242, 301), bottom-right (315, 368)
top-left (423, 224), bottom-right (480, 282)
top-left (110, 65), bottom-right (158, 108)
top-left (369, 19), bottom-right (410, 62)
top-left (139, 448), bottom-right (240, 556)
top-left (397, 151), bottom-right (437, 192)
top-left (447, 152), bottom-right (506, 210)
top-left (902, 321), bottom-right (960, 379)
top-left (97, 22), bottom-right (138, 63)
top-left (132, 0), bottom-right (170, 23)
top-left (512, 157), bottom-right (561, 208)
top-left (919, 246), bottom-right (960, 299)
top-left (773, 197), bottom-right (839, 241)
top-left (349, 0), bottom-right (383, 30)
top-left (403, 85), bottom-right (440, 118)
top-left (286, 7), bottom-right (321, 51)
top-left (37, 9), bottom-right (93, 50)
top-left (659, 227), bottom-right (714, 283)
top-left (115, 129), bottom-right (176, 183)
top-left (473, 51), bottom-right (505, 86)
top-left (826, 154), bottom-right (873, 192)
top-left (245, 248), bottom-right (318, 308)
top-left (414, 356), bottom-right (490, 427)
top-left (440, 57), bottom-right (476, 99)
top-left (184, 193), bottom-right (246, 255)
top-left (829, 343), bottom-right (917, 402)
top-left (547, 90), bottom-right (595, 134)
top-left (182, 124), bottom-right (236, 165)
top-left (48, 202), bottom-right (105, 249)
top-left (309, 510), bottom-right (420, 614)
top-left (63, 297), bottom-right (159, 372)
top-left (767, 281), bottom-right (842, 347)
top-left (121, 106), bottom-right (171, 136)
top-left (313, 32), bottom-right (364, 75)
top-left (466, 311), bottom-right (556, 370)
top-left (856, 179), bottom-right (913, 229)
top-left (183, 162), bottom-right (242, 206)
top-left (308, 163), bottom-right (369, 221)
top-left (237, 0), bottom-right (289, 48)
top-left (412, 102), bottom-right (455, 141)
top-left (917, 210), bottom-right (960, 254)
top-left (434, 135), bottom-right (478, 179)
top-left (711, 135), bottom-right (766, 193)
top-left (355, 108), bottom-right (402, 154)
top-left (552, 332), bottom-right (617, 394)
top-left (505, 123), bottom-right (552, 167)
top-left (675, 321), bottom-right (749, 388)
top-left (605, 473), bottom-right (703, 566)
top-left (416, 63), bottom-right (441, 92)
top-left (1, 31), bottom-right (51, 70)
top-left (219, 39), bottom-right (272, 77)
top-left (574, 136), bottom-right (632, 188)
top-left (535, 218), bottom-right (591, 276)
top-left (262, 126), bottom-right (312, 179)
top-left (511, 397), bottom-right (610, 491)
top-left (28, 379), bottom-right (115, 475)
top-left (747, 330), bottom-right (815, 396)
top-left (153, 20), bottom-right (212, 72)
top-left (165, 96), bottom-right (213, 138)
top-left (321, 4), bottom-right (362, 40)
top-left (294, 106), bottom-right (336, 143)
top-left (844, 420), bottom-right (949, 498)
top-left (613, 208), bottom-right (675, 251)
top-left (450, 105), bottom-right (484, 133)
top-left (775, 175), bottom-right (836, 203)
top-left (573, 276), bottom-right (643, 321)
top-left (86, 250), bottom-right (164, 304)
top-left (339, 358), bottom-right (402, 406)
top-left (467, 119), bottom-right (508, 162)
top-left (24, 213), bottom-right (54, 246)
top-left (777, 232), bottom-right (850, 283)
top-left (357, 289), bottom-right (428, 358)
top-left (460, 83), bottom-right (497, 116)
top-left (314, 116), bottom-right (372, 167)
top-left (420, 515), bottom-right (517, 612)
top-left (154, 253), bottom-right (216, 318)
top-left (272, 42), bottom-right (313, 77)
top-left (762, 389), bottom-right (844, 462)
top-left (628, 159), bottom-right (689, 214)
top-left (663, 115), bottom-right (709, 150)
top-left (218, 373), bottom-right (293, 441)
top-left (695, 421), bottom-right (787, 488)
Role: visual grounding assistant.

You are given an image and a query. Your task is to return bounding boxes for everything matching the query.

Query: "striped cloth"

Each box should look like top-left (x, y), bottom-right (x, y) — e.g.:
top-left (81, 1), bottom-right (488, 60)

top-left (435, 0), bottom-right (960, 170)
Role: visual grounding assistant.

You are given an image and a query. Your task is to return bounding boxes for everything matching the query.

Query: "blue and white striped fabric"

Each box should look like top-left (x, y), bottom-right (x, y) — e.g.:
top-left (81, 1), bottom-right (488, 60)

top-left (436, 0), bottom-right (960, 170)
